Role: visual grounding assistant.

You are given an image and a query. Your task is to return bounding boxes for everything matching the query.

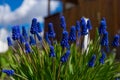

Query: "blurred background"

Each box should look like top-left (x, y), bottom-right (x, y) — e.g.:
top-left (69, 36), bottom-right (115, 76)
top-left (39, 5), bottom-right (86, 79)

top-left (0, 0), bottom-right (120, 57)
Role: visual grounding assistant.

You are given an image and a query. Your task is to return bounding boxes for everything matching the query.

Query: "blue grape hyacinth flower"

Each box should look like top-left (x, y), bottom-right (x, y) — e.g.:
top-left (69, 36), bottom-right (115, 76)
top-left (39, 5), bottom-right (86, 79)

top-left (36, 22), bottom-right (42, 33)
top-left (99, 51), bottom-right (106, 64)
top-left (19, 34), bottom-right (25, 44)
top-left (87, 19), bottom-right (92, 30)
top-left (48, 23), bottom-right (56, 38)
top-left (30, 18), bottom-right (37, 34)
top-left (25, 42), bottom-right (31, 53)
top-left (80, 17), bottom-right (88, 35)
top-left (22, 26), bottom-right (28, 41)
top-left (76, 20), bottom-right (80, 31)
top-left (45, 32), bottom-right (51, 45)
top-left (61, 31), bottom-right (69, 48)
top-left (112, 34), bottom-right (120, 47)
top-left (101, 17), bottom-right (107, 26)
top-left (88, 54), bottom-right (96, 67)
top-left (69, 26), bottom-right (76, 42)
top-left (60, 16), bottom-right (66, 30)
top-left (98, 18), bottom-right (107, 35)
top-left (60, 50), bottom-right (70, 63)
top-left (49, 45), bottom-right (56, 57)
top-left (7, 37), bottom-right (12, 46)
top-left (29, 36), bottom-right (36, 45)
top-left (2, 69), bottom-right (14, 76)
top-left (12, 25), bottom-right (20, 40)
top-left (36, 32), bottom-right (42, 41)
top-left (100, 31), bottom-right (109, 46)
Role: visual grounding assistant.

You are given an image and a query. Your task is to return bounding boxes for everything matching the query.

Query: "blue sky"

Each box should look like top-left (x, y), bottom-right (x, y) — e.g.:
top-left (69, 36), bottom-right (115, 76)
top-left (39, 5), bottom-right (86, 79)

top-left (0, 0), bottom-right (62, 52)
top-left (0, 0), bottom-right (23, 11)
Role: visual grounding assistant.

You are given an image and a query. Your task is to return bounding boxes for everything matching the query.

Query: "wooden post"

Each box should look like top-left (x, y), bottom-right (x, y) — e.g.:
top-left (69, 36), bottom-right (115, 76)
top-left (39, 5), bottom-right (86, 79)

top-left (48, 0), bottom-right (50, 16)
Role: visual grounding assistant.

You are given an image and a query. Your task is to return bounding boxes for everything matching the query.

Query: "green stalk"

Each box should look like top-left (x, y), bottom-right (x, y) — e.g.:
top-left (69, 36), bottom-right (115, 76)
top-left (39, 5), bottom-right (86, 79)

top-left (52, 58), bottom-right (56, 80)
top-left (14, 73), bottom-right (28, 80)
top-left (34, 34), bottom-right (39, 54)
top-left (16, 40), bottom-right (24, 55)
top-left (57, 62), bottom-right (62, 80)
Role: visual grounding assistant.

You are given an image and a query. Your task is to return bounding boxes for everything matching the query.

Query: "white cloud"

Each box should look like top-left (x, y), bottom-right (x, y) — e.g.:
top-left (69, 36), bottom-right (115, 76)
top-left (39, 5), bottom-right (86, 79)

top-left (0, 28), bottom-right (9, 53)
top-left (0, 0), bottom-right (60, 26)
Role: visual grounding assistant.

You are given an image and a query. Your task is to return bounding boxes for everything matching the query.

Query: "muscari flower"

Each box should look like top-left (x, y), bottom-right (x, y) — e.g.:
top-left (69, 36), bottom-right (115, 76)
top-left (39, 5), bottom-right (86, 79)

top-left (100, 31), bottom-right (109, 46)
top-left (99, 51), bottom-right (106, 64)
top-left (36, 32), bottom-right (42, 41)
top-left (98, 18), bottom-right (107, 35)
top-left (45, 32), bottom-right (51, 45)
top-left (60, 16), bottom-right (66, 30)
top-left (49, 45), bottom-right (55, 57)
top-left (30, 18), bottom-right (37, 34)
top-left (76, 20), bottom-right (80, 31)
top-left (88, 54), bottom-right (96, 67)
top-left (19, 34), bottom-right (25, 44)
top-left (87, 19), bottom-right (92, 30)
top-left (12, 25), bottom-right (20, 40)
top-left (36, 22), bottom-right (42, 33)
top-left (25, 42), bottom-right (31, 53)
top-left (60, 50), bottom-right (70, 63)
top-left (7, 37), bottom-right (12, 46)
top-left (112, 34), bottom-right (120, 47)
top-left (101, 17), bottom-right (107, 25)
top-left (2, 69), bottom-right (14, 76)
top-left (29, 36), bottom-right (36, 45)
top-left (22, 26), bottom-right (28, 41)
top-left (60, 31), bottom-right (69, 48)
top-left (80, 17), bottom-right (88, 35)
top-left (48, 23), bottom-right (56, 38)
top-left (69, 26), bottom-right (76, 42)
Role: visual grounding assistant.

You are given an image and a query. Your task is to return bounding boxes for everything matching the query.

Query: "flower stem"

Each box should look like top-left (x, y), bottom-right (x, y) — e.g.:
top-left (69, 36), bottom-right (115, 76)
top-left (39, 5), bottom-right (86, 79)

top-left (57, 62), bottom-right (62, 80)
top-left (16, 40), bottom-right (24, 55)
top-left (11, 46), bottom-right (17, 53)
top-left (34, 34), bottom-right (39, 53)
top-left (52, 58), bottom-right (56, 80)
top-left (14, 73), bottom-right (28, 80)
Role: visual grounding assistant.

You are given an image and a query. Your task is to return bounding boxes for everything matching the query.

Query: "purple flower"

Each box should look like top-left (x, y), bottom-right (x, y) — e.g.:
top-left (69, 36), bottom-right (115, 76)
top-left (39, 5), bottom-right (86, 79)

top-left (7, 37), bottom-right (12, 46)
top-left (112, 34), bottom-right (120, 47)
top-left (60, 16), bottom-right (66, 30)
top-left (60, 50), bottom-right (70, 63)
top-left (30, 18), bottom-right (37, 34)
top-left (45, 32), bottom-right (51, 45)
top-left (36, 22), bottom-right (42, 33)
top-left (29, 36), bottom-right (36, 45)
top-left (60, 31), bottom-right (69, 48)
top-left (36, 32), bottom-right (42, 41)
top-left (48, 23), bottom-right (56, 38)
top-left (22, 26), bottom-right (28, 41)
top-left (76, 20), bottom-right (80, 31)
top-left (88, 54), bottom-right (96, 67)
top-left (99, 51), bottom-right (106, 64)
top-left (69, 26), bottom-right (76, 42)
top-left (2, 69), bottom-right (14, 76)
top-left (80, 17), bottom-right (88, 35)
top-left (25, 42), bottom-right (31, 53)
top-left (49, 45), bottom-right (56, 57)
top-left (87, 19), bottom-right (92, 30)
top-left (19, 34), bottom-right (25, 44)
top-left (100, 31), bottom-right (109, 46)
top-left (12, 25), bottom-right (20, 40)
top-left (98, 18), bottom-right (107, 35)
